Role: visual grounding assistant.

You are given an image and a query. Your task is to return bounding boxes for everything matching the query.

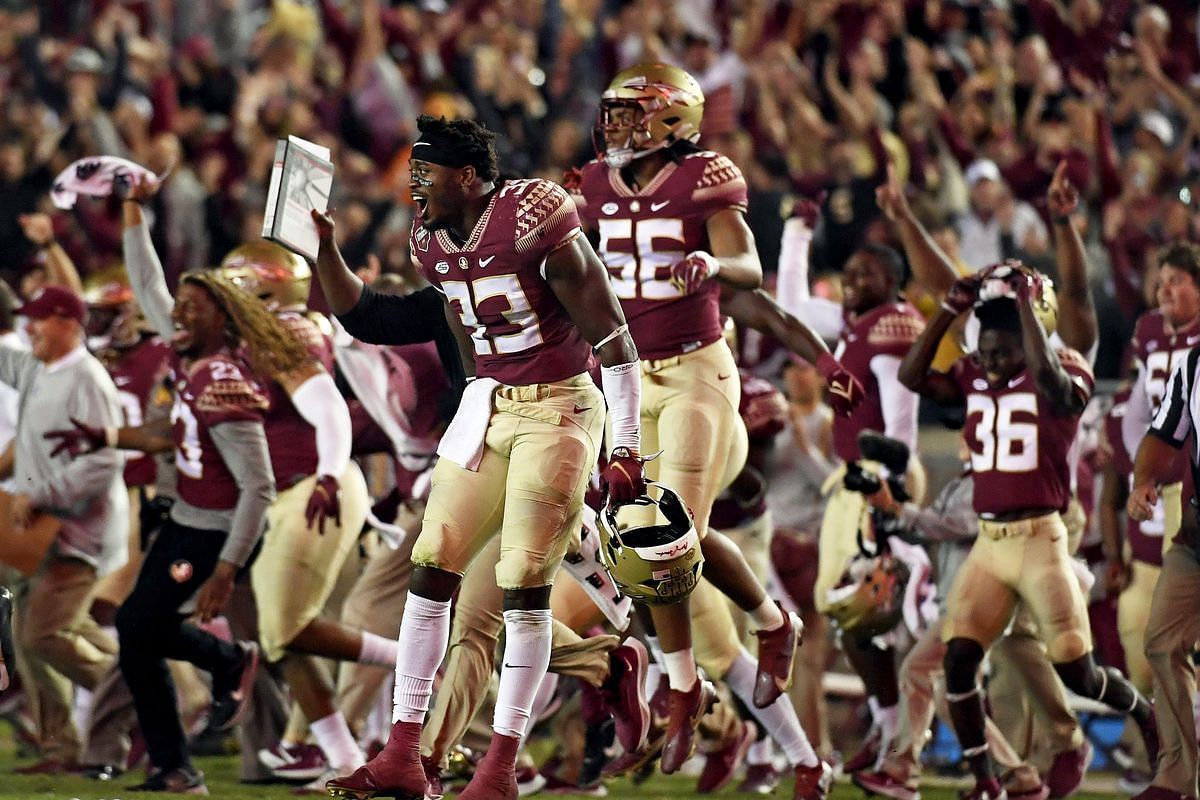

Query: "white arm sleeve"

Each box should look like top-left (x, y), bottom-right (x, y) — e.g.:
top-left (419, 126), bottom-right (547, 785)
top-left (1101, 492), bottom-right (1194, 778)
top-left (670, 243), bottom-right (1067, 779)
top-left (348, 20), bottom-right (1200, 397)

top-left (122, 221), bottom-right (176, 341)
top-left (601, 362), bottom-right (641, 454)
top-left (290, 372), bottom-right (353, 479)
top-left (1122, 367), bottom-right (1153, 461)
top-left (871, 354), bottom-right (919, 451)
top-left (776, 217), bottom-right (844, 341)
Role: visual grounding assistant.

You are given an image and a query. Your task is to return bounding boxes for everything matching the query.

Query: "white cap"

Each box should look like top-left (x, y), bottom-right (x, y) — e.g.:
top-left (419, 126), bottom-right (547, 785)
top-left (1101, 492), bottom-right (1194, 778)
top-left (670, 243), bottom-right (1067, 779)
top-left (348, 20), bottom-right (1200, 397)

top-left (1139, 110), bottom-right (1174, 147)
top-left (965, 159), bottom-right (1002, 188)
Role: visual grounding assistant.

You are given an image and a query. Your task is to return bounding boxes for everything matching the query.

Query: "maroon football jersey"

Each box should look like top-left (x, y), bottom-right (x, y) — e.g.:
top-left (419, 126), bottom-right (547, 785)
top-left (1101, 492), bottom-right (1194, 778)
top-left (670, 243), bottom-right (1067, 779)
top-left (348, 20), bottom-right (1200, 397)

top-left (709, 373), bottom-right (785, 530)
top-left (386, 342), bottom-right (453, 443)
top-left (257, 312), bottom-right (335, 489)
top-left (572, 152), bottom-right (749, 360)
top-left (1106, 396), bottom-right (1164, 566)
top-left (832, 303), bottom-right (925, 462)
top-left (953, 349), bottom-right (1094, 518)
top-left (1129, 309), bottom-right (1199, 485)
top-left (411, 179), bottom-right (594, 385)
top-left (108, 336), bottom-right (171, 487)
top-left (170, 351), bottom-right (270, 511)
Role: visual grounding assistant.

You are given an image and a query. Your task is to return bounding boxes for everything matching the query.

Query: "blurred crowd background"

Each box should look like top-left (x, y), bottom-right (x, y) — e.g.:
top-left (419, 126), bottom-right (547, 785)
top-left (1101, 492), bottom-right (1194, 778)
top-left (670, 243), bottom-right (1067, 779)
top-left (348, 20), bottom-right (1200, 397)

top-left (0, 0), bottom-right (1197, 380)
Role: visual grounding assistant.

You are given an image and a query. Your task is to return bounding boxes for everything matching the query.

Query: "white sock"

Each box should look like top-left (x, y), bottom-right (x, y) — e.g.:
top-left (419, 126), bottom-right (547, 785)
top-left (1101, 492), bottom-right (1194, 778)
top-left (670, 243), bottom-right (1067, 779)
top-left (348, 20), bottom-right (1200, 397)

top-left (645, 636), bottom-right (668, 669)
top-left (876, 701), bottom-right (899, 743)
top-left (645, 663), bottom-right (663, 698)
top-left (747, 736), bottom-right (774, 766)
top-left (358, 631), bottom-right (399, 667)
top-left (726, 648), bottom-right (818, 767)
top-left (493, 609), bottom-right (553, 739)
top-left (662, 648), bottom-right (698, 691)
top-left (749, 599), bottom-right (785, 633)
top-left (391, 593), bottom-right (452, 724)
top-left (311, 711), bottom-right (365, 772)
top-left (529, 673), bottom-right (560, 729)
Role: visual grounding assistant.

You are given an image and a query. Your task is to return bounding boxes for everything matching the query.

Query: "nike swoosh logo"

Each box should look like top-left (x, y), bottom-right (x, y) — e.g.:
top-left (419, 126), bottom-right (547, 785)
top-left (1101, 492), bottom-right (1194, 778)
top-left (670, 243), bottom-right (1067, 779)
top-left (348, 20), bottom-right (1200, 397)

top-left (717, 374), bottom-right (731, 380)
top-left (573, 405), bottom-right (591, 413)
top-left (1008, 375), bottom-right (1027, 388)
top-left (479, 255), bottom-right (496, 268)
top-left (504, 663), bottom-right (531, 669)
top-left (651, 201), bottom-right (670, 211)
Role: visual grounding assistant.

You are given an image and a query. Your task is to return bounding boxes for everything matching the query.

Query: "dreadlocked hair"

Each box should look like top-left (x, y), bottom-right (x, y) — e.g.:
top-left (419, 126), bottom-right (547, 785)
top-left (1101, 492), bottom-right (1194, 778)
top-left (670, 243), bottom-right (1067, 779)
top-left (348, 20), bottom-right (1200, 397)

top-left (181, 271), bottom-right (311, 376)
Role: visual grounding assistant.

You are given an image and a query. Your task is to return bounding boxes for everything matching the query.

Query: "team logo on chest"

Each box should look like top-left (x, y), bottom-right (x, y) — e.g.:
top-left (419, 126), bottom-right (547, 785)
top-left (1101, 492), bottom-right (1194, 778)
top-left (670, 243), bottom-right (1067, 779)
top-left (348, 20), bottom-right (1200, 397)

top-left (435, 260), bottom-right (450, 274)
top-left (458, 256), bottom-right (469, 270)
top-left (169, 560), bottom-right (193, 583)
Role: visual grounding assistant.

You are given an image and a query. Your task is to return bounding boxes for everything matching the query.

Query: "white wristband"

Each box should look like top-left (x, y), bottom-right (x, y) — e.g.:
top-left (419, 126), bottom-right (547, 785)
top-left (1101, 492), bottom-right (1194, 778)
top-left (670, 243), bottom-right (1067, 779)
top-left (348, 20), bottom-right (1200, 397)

top-left (104, 427), bottom-right (118, 448)
top-left (601, 362), bottom-right (641, 455)
top-left (689, 250), bottom-right (721, 279)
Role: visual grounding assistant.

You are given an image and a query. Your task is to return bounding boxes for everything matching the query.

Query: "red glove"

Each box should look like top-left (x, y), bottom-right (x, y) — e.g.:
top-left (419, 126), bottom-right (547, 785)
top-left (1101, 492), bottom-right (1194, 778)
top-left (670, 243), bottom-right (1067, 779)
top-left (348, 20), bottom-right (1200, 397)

top-left (815, 353), bottom-right (864, 417)
top-left (601, 447), bottom-right (647, 505)
top-left (941, 274), bottom-right (983, 315)
top-left (562, 167), bottom-right (584, 192)
top-left (1007, 267), bottom-right (1041, 304)
top-left (44, 417), bottom-right (109, 459)
top-left (305, 474), bottom-right (342, 535)
top-left (790, 194), bottom-right (825, 228)
top-left (669, 251), bottom-right (719, 295)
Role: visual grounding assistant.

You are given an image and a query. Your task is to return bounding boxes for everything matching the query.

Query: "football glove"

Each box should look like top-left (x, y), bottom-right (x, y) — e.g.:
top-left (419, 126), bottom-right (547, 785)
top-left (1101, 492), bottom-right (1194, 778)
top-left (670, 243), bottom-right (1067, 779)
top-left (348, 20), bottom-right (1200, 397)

top-left (305, 474), bottom-right (342, 535)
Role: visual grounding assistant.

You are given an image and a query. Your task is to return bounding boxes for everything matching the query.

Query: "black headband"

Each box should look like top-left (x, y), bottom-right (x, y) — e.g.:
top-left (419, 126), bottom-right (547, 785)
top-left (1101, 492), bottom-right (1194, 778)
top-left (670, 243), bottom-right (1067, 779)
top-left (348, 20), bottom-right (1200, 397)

top-left (411, 137), bottom-right (470, 169)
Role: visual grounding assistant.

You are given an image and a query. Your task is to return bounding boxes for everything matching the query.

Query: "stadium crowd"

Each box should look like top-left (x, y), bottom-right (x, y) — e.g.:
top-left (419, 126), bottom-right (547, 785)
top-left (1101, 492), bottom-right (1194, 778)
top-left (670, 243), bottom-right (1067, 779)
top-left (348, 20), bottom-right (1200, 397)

top-left (0, 0), bottom-right (1195, 798)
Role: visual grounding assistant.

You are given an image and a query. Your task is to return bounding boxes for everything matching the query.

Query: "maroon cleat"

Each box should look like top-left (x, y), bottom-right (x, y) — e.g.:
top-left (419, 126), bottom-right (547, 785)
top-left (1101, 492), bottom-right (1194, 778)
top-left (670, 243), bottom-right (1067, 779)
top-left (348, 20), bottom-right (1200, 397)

top-left (1044, 740), bottom-right (1090, 799)
top-left (603, 637), bottom-right (651, 753)
top-left (844, 726), bottom-right (883, 774)
top-left (326, 720), bottom-right (427, 800)
top-left (754, 606), bottom-right (803, 708)
top-left (456, 733), bottom-right (520, 800)
top-left (1131, 787), bottom-right (1195, 800)
top-left (793, 761), bottom-right (834, 800)
top-left (660, 678), bottom-right (717, 775)
top-left (739, 762), bottom-right (781, 795)
top-left (696, 721), bottom-right (755, 793)
top-left (423, 756), bottom-right (444, 800)
top-left (853, 768), bottom-right (919, 800)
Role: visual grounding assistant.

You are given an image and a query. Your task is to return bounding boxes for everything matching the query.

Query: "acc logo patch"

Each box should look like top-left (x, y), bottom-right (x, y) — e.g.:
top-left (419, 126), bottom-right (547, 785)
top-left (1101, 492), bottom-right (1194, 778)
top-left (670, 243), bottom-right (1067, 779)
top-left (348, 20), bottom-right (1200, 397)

top-left (169, 560), bottom-right (194, 583)
top-left (972, 379), bottom-right (989, 391)
top-left (601, 202), bottom-right (619, 215)
top-left (435, 260), bottom-right (450, 274)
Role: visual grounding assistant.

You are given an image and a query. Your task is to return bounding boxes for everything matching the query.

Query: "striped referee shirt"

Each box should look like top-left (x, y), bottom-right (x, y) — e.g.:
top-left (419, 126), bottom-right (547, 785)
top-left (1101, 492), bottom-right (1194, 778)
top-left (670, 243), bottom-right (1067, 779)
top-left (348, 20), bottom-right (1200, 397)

top-left (1149, 348), bottom-right (1200, 479)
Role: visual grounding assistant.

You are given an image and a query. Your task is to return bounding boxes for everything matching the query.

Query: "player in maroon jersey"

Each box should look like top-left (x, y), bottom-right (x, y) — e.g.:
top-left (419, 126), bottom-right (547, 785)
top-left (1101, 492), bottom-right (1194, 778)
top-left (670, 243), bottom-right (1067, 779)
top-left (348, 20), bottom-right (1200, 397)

top-left (898, 266), bottom-right (1157, 800)
top-left (1121, 243), bottom-right (1200, 541)
top-left (572, 64), bottom-right (847, 796)
top-left (776, 207), bottom-right (925, 772)
top-left (45, 262), bottom-right (301, 794)
top-left (326, 115), bottom-right (645, 800)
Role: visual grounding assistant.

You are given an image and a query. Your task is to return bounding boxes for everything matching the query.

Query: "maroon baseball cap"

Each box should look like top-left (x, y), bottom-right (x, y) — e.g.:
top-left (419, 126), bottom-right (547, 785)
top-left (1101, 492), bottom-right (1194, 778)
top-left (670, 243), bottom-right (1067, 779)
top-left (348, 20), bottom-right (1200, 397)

top-left (16, 286), bottom-right (86, 324)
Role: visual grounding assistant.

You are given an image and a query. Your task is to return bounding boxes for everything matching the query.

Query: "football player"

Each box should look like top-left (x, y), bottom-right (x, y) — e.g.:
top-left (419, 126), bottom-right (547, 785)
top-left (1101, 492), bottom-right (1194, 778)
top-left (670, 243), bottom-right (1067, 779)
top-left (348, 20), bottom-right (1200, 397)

top-left (45, 256), bottom-right (297, 793)
top-left (571, 65), bottom-right (846, 795)
top-left (219, 240), bottom-right (386, 788)
top-left (326, 114), bottom-right (646, 800)
top-left (776, 206), bottom-right (924, 769)
top-left (898, 266), bottom-right (1157, 800)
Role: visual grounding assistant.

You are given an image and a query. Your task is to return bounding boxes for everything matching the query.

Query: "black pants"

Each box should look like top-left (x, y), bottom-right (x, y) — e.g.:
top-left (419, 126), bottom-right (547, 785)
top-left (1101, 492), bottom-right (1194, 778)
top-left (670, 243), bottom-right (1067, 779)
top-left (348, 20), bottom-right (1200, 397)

top-left (115, 517), bottom-right (242, 773)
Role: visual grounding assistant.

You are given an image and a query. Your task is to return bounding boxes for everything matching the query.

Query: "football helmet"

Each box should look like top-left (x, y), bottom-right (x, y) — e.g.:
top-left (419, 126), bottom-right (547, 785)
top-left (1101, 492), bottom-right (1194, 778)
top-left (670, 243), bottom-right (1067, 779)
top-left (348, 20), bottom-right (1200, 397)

top-left (219, 241), bottom-right (311, 312)
top-left (597, 63), bottom-right (705, 169)
top-left (597, 482), bottom-right (703, 606)
top-left (825, 552), bottom-right (910, 637)
top-left (82, 269), bottom-right (152, 350)
top-left (977, 260), bottom-right (1058, 335)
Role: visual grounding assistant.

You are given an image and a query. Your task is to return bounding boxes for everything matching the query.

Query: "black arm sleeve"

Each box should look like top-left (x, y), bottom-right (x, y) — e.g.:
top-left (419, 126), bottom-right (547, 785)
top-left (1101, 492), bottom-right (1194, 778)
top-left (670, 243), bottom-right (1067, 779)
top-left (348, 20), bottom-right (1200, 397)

top-left (337, 284), bottom-right (466, 391)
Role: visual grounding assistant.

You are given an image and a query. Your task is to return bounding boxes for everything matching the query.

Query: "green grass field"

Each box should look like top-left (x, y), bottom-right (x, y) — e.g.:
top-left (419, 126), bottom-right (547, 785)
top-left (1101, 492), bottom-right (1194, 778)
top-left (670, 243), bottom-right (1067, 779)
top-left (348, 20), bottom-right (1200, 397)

top-left (0, 752), bottom-right (1131, 800)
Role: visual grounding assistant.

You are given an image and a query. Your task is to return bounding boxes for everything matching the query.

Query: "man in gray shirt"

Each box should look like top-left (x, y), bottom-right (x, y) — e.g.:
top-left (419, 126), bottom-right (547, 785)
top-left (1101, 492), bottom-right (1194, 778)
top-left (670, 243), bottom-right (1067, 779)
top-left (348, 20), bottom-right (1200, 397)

top-left (0, 285), bottom-right (127, 773)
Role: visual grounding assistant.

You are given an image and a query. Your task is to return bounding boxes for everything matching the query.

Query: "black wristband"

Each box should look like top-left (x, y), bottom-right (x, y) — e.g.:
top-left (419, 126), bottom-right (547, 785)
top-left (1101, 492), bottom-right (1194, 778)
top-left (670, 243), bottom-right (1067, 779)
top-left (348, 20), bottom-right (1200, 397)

top-left (1051, 214), bottom-right (1071, 226)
